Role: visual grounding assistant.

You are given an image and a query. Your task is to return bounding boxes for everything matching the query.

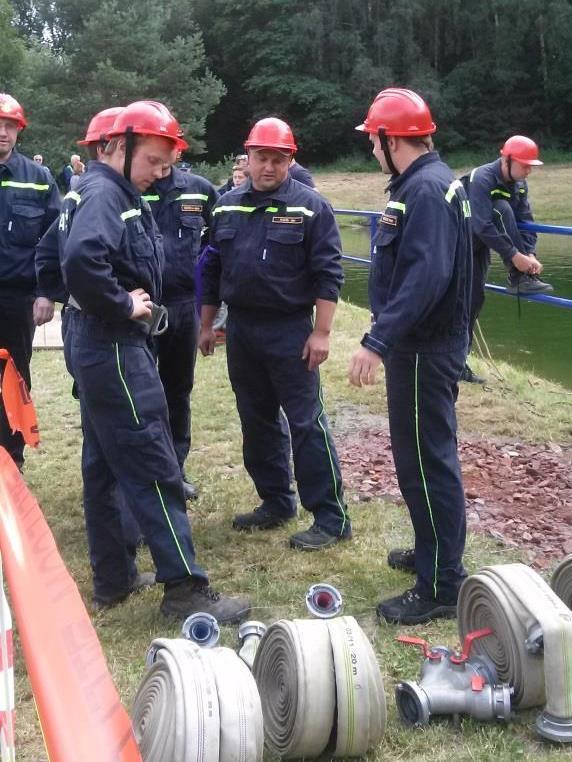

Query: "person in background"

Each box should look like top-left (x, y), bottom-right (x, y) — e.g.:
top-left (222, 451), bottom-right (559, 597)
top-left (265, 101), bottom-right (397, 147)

top-left (218, 153), bottom-right (248, 194)
top-left (289, 157), bottom-right (315, 189)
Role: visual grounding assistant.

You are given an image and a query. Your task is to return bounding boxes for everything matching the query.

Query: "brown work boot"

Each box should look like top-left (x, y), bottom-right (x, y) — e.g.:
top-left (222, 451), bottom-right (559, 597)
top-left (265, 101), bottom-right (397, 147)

top-left (92, 571), bottom-right (156, 610)
top-left (160, 578), bottom-right (250, 624)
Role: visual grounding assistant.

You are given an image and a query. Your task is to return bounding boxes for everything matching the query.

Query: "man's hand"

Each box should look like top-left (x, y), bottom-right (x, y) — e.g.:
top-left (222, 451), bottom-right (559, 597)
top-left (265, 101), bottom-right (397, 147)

top-left (129, 288), bottom-right (153, 320)
top-left (348, 346), bottom-right (382, 387)
top-left (512, 252), bottom-right (543, 275)
top-left (198, 325), bottom-right (216, 356)
top-left (33, 297), bottom-right (55, 326)
top-left (302, 329), bottom-right (330, 370)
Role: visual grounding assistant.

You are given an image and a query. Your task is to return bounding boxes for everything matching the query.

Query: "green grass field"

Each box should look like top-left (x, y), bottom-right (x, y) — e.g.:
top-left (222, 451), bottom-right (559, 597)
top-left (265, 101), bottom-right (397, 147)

top-left (10, 164), bottom-right (572, 760)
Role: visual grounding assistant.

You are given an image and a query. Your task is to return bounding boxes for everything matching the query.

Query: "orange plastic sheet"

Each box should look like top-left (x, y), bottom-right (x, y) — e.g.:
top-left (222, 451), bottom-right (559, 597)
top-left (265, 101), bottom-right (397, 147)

top-left (0, 447), bottom-right (142, 762)
top-left (0, 349), bottom-right (39, 448)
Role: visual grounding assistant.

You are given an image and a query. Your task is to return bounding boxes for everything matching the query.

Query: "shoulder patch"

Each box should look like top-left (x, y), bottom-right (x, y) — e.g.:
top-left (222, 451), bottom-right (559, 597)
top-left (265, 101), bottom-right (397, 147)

top-left (381, 213), bottom-right (398, 227)
top-left (271, 216), bottom-right (303, 224)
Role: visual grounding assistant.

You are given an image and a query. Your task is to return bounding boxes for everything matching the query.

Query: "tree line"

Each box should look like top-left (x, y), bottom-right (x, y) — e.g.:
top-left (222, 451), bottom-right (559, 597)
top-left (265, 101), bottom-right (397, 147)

top-left (3, 0), bottom-right (572, 170)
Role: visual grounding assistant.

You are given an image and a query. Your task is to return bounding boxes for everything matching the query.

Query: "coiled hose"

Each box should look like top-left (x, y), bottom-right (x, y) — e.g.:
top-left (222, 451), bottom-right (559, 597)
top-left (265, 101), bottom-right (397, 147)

top-left (552, 555), bottom-right (572, 609)
top-left (131, 638), bottom-right (263, 762)
top-left (252, 616), bottom-right (386, 758)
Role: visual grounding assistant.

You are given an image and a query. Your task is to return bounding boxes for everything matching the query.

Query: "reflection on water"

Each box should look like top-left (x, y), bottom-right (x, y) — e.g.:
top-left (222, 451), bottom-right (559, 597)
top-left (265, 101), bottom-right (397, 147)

top-left (340, 225), bottom-right (572, 389)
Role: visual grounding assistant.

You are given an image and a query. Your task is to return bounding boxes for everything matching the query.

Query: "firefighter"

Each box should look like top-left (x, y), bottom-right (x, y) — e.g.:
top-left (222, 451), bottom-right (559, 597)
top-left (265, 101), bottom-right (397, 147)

top-left (142, 150), bottom-right (218, 501)
top-left (199, 117), bottom-right (351, 550)
top-left (349, 88), bottom-right (472, 624)
top-left (460, 135), bottom-right (552, 383)
top-left (0, 93), bottom-right (60, 468)
top-left (58, 100), bottom-right (249, 620)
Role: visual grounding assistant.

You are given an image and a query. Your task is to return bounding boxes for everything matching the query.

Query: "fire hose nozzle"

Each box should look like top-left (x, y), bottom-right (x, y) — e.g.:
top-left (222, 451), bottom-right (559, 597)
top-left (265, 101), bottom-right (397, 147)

top-left (305, 583), bottom-right (343, 619)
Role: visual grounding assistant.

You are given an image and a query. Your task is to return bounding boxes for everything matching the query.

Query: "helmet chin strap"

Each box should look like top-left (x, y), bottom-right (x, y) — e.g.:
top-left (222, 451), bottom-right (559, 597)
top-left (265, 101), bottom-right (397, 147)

top-left (506, 154), bottom-right (514, 182)
top-left (123, 126), bottom-right (135, 183)
top-left (379, 128), bottom-right (399, 176)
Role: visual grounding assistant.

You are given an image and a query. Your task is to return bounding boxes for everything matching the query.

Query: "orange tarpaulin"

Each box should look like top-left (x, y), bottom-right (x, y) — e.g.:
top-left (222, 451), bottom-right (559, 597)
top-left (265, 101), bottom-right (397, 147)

top-left (0, 349), bottom-right (39, 448)
top-left (0, 447), bottom-right (142, 762)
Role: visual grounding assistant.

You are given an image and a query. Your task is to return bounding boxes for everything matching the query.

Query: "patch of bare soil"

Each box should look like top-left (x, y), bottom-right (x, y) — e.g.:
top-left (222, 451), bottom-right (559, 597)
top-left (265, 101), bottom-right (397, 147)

top-left (337, 425), bottom-right (572, 570)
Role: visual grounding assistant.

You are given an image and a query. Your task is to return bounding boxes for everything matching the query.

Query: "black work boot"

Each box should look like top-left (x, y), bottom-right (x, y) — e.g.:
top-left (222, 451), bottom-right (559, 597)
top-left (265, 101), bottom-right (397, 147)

top-left (506, 272), bottom-right (554, 295)
top-left (377, 587), bottom-right (457, 626)
top-left (160, 578), bottom-right (250, 624)
top-left (92, 571), bottom-right (156, 610)
top-left (460, 364), bottom-right (486, 384)
top-left (387, 547), bottom-right (416, 573)
top-left (232, 505), bottom-right (292, 531)
top-left (182, 478), bottom-right (199, 501)
top-left (289, 523), bottom-right (352, 551)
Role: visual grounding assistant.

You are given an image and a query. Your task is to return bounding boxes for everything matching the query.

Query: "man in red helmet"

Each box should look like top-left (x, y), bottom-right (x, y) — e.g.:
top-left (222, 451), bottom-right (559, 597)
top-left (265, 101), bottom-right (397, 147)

top-left (57, 100), bottom-right (249, 622)
top-left (200, 116), bottom-right (350, 550)
top-left (460, 135), bottom-right (552, 383)
top-left (349, 88), bottom-right (472, 625)
top-left (0, 93), bottom-right (60, 468)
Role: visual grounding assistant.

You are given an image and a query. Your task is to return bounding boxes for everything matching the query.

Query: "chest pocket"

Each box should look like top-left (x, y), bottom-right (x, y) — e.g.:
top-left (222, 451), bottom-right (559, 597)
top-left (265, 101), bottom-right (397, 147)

top-left (265, 228), bottom-right (305, 272)
top-left (213, 226), bottom-right (237, 260)
top-left (127, 219), bottom-right (154, 259)
top-left (372, 225), bottom-right (400, 281)
top-left (177, 214), bottom-right (203, 257)
top-left (9, 203), bottom-right (45, 247)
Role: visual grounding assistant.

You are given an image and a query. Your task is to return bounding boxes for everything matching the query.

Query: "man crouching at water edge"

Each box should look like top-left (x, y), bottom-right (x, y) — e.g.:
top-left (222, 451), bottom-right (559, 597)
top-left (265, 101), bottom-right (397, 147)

top-left (349, 88), bottom-right (472, 625)
top-left (58, 99), bottom-right (249, 623)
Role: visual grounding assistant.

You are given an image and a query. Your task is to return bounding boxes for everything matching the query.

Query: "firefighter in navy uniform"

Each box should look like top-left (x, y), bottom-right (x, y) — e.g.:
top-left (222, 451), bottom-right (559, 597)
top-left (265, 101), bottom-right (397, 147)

top-left (199, 117), bottom-right (351, 551)
top-left (0, 93), bottom-right (60, 468)
top-left (142, 165), bottom-right (218, 501)
top-left (349, 88), bottom-right (472, 625)
top-left (59, 100), bottom-right (249, 621)
top-left (460, 136), bottom-right (552, 383)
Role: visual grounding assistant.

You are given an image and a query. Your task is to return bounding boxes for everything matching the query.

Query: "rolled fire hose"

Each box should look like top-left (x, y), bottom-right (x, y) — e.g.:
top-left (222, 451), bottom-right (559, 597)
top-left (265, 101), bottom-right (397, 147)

top-left (131, 638), bottom-right (263, 762)
top-left (551, 555), bottom-right (572, 610)
top-left (458, 563), bottom-right (572, 742)
top-left (252, 616), bottom-right (386, 758)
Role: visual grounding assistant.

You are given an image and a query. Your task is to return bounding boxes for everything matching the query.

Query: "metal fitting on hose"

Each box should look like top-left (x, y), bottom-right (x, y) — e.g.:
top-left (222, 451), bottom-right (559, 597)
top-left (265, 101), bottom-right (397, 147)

top-left (305, 583), bottom-right (343, 619)
top-left (181, 612), bottom-right (220, 647)
top-left (238, 620), bottom-right (267, 668)
top-left (395, 629), bottom-right (512, 726)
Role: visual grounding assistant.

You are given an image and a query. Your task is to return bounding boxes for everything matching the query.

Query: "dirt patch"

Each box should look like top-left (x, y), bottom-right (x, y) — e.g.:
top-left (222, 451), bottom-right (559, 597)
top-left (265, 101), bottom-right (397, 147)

top-left (337, 422), bottom-right (572, 570)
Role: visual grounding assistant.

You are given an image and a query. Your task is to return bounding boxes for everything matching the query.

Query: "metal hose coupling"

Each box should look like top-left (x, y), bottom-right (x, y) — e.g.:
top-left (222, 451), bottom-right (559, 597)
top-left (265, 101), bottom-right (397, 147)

top-left (395, 628), bottom-right (512, 727)
top-left (181, 612), bottom-right (220, 648)
top-left (238, 620), bottom-right (267, 668)
top-left (133, 638), bottom-right (263, 761)
top-left (252, 616), bottom-right (386, 758)
top-left (305, 583), bottom-right (343, 618)
top-left (133, 303), bottom-right (169, 336)
top-left (458, 563), bottom-right (572, 743)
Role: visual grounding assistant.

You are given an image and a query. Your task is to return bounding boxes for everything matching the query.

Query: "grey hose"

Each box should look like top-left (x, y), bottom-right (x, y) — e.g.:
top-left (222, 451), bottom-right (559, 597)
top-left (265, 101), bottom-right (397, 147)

top-left (252, 617), bottom-right (386, 759)
top-left (132, 638), bottom-right (263, 762)
top-left (552, 555), bottom-right (572, 609)
top-left (458, 564), bottom-right (572, 734)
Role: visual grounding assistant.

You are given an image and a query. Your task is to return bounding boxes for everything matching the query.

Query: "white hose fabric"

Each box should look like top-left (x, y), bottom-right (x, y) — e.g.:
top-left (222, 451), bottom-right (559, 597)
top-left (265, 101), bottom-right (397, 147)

top-left (458, 564), bottom-right (572, 718)
top-left (252, 616), bottom-right (386, 758)
top-left (551, 555), bottom-right (572, 610)
top-left (131, 638), bottom-right (263, 762)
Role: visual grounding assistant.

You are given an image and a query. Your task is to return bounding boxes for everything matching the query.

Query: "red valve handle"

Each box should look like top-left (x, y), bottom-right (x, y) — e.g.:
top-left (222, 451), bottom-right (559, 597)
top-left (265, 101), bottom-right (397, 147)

top-left (450, 627), bottom-right (493, 664)
top-left (396, 635), bottom-right (442, 661)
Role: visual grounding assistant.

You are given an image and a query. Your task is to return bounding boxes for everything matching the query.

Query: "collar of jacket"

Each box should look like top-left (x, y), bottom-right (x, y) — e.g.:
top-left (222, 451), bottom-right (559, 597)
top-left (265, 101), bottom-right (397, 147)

top-left (90, 160), bottom-right (142, 201)
top-left (387, 151), bottom-right (441, 193)
top-left (0, 147), bottom-right (22, 176)
top-left (236, 175), bottom-right (293, 207)
top-left (492, 157), bottom-right (515, 189)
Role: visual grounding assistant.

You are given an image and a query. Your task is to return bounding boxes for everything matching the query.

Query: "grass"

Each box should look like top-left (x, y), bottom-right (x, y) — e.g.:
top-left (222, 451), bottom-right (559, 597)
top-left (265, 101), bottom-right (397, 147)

top-left (12, 288), bottom-right (572, 760)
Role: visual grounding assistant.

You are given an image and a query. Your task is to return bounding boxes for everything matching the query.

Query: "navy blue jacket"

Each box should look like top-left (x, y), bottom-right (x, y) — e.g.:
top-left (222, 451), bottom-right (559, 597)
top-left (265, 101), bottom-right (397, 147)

top-left (142, 168), bottom-right (218, 302)
top-left (0, 149), bottom-right (60, 293)
top-left (464, 158), bottom-right (536, 264)
top-left (202, 176), bottom-right (343, 315)
top-left (289, 161), bottom-right (315, 189)
top-left (60, 162), bottom-right (163, 325)
top-left (362, 152), bottom-right (472, 358)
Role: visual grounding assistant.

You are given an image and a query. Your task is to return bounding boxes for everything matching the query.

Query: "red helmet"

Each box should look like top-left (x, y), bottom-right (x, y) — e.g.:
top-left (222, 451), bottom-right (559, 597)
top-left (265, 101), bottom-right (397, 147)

top-left (356, 87), bottom-right (436, 137)
top-left (78, 107), bottom-right (125, 145)
top-left (500, 135), bottom-right (543, 166)
top-left (106, 100), bottom-right (188, 151)
top-left (244, 117), bottom-right (297, 154)
top-left (0, 94), bottom-right (27, 129)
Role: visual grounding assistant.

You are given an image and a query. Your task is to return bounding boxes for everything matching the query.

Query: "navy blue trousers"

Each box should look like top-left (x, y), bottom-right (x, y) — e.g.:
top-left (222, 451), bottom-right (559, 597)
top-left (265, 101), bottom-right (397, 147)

top-left (0, 290), bottom-right (35, 467)
top-left (155, 299), bottom-right (199, 475)
top-left (64, 309), bottom-right (207, 598)
top-left (226, 310), bottom-right (349, 536)
top-left (385, 347), bottom-right (467, 603)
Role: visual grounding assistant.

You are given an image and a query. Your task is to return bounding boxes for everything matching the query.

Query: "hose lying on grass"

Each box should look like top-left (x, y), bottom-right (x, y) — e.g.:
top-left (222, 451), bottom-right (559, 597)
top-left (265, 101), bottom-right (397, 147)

top-left (252, 615), bottom-right (386, 758)
top-left (551, 555), bottom-right (572, 610)
top-left (458, 563), bottom-right (572, 742)
top-left (131, 638), bottom-right (263, 762)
